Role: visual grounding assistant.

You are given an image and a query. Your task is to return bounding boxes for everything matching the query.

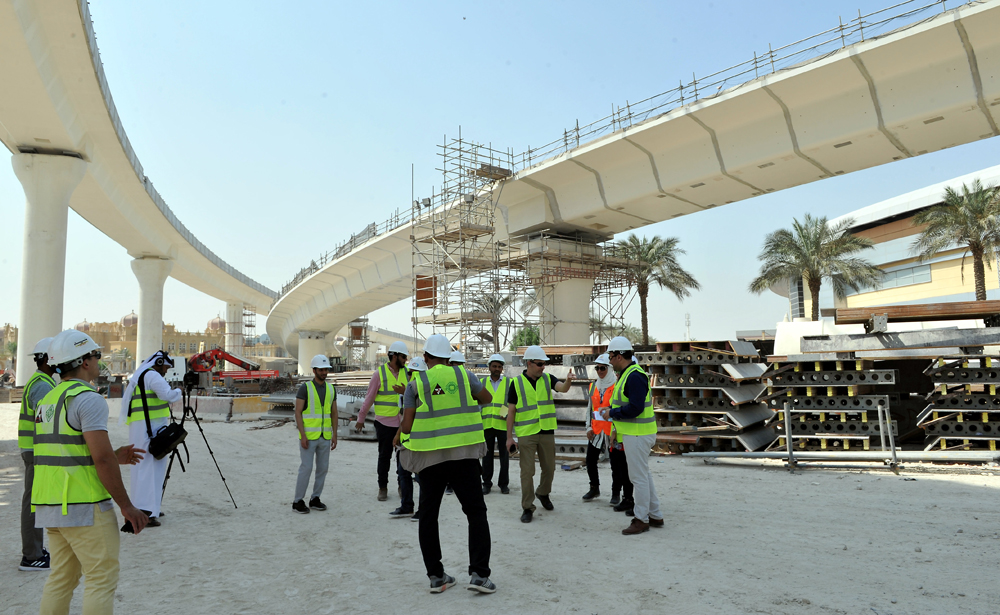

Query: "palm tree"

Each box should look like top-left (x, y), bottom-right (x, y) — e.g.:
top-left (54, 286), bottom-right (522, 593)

top-left (911, 180), bottom-right (1000, 301)
top-left (615, 234), bottom-right (700, 346)
top-left (468, 292), bottom-right (515, 353)
top-left (620, 324), bottom-right (655, 345)
top-left (749, 214), bottom-right (883, 321)
top-left (589, 309), bottom-right (614, 344)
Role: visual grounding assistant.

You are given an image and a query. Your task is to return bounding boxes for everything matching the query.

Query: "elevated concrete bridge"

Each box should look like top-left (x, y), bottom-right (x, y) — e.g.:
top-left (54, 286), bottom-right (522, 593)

top-left (268, 0), bottom-right (1000, 365)
top-left (1, 0), bottom-right (276, 382)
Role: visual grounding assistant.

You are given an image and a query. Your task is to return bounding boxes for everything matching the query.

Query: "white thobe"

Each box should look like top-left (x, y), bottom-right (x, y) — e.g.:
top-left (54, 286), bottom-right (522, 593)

top-left (127, 369), bottom-right (181, 517)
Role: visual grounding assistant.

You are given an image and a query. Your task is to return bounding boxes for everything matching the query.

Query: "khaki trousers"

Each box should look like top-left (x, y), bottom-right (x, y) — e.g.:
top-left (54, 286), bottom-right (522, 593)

top-left (517, 432), bottom-right (555, 512)
top-left (40, 505), bottom-right (120, 615)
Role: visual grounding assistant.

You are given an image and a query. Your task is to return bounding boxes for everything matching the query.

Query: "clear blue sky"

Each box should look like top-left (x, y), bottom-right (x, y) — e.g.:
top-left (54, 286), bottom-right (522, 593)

top-left (2, 0), bottom-right (998, 341)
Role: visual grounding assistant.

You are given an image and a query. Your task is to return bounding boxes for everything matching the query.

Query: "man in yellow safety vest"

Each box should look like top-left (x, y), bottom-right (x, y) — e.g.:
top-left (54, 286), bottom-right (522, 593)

top-left (292, 354), bottom-right (338, 513)
top-left (18, 337), bottom-right (56, 571)
top-left (398, 334), bottom-right (496, 594)
top-left (32, 329), bottom-right (147, 614)
top-left (602, 336), bottom-right (663, 535)
top-left (505, 345), bottom-right (574, 523)
top-left (356, 340), bottom-right (409, 501)
top-left (480, 353), bottom-right (510, 495)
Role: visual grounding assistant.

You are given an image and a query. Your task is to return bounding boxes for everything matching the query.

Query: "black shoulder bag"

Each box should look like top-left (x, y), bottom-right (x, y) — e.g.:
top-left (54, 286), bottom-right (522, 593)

top-left (139, 369), bottom-right (188, 460)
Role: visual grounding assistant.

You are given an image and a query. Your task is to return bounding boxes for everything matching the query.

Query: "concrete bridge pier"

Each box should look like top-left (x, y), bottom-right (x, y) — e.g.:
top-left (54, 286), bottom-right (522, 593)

top-left (225, 302), bottom-right (245, 369)
top-left (523, 236), bottom-right (602, 346)
top-left (297, 330), bottom-right (328, 375)
top-left (12, 153), bottom-right (87, 385)
top-left (131, 257), bottom-right (173, 363)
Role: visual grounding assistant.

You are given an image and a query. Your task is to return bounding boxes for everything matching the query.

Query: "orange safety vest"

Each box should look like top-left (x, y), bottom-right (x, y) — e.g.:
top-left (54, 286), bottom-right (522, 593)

top-left (589, 383), bottom-right (614, 436)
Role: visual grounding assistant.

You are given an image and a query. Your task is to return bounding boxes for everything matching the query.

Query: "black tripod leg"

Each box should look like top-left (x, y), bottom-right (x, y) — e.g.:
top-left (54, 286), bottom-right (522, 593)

top-left (161, 448), bottom-right (178, 503)
top-left (187, 409), bottom-right (238, 509)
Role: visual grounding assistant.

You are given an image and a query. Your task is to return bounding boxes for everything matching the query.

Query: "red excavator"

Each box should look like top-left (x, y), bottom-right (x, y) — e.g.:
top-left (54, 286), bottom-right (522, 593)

top-left (188, 348), bottom-right (262, 374)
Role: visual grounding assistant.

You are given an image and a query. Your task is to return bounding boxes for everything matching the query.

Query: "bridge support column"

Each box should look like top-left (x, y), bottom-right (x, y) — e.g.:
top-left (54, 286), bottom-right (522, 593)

top-left (12, 153), bottom-right (87, 385)
top-left (224, 302), bottom-right (245, 370)
top-left (545, 278), bottom-right (595, 344)
top-left (298, 330), bottom-right (327, 375)
top-left (131, 257), bottom-right (173, 363)
top-left (524, 235), bottom-right (600, 346)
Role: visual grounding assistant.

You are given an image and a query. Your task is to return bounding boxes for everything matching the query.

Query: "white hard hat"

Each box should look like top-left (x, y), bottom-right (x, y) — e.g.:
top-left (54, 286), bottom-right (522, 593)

top-left (47, 329), bottom-right (102, 369)
top-left (487, 353), bottom-right (505, 365)
top-left (32, 337), bottom-right (54, 358)
top-left (388, 341), bottom-right (409, 356)
top-left (310, 354), bottom-right (332, 369)
top-left (522, 345), bottom-right (549, 362)
top-left (594, 353), bottom-right (611, 366)
top-left (607, 336), bottom-right (633, 352)
top-left (449, 350), bottom-right (466, 364)
top-left (423, 334), bottom-right (453, 359)
top-left (406, 356), bottom-right (427, 372)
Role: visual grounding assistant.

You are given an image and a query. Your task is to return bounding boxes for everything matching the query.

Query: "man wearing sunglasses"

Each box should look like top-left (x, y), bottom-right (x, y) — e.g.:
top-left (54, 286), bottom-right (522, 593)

top-left (505, 346), bottom-right (574, 523)
top-left (601, 337), bottom-right (663, 535)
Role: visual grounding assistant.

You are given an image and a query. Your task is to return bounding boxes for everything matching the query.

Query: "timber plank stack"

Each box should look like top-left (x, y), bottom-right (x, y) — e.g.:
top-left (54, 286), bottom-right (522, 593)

top-left (918, 355), bottom-right (1000, 452)
top-left (638, 340), bottom-right (775, 454)
top-left (764, 359), bottom-right (898, 452)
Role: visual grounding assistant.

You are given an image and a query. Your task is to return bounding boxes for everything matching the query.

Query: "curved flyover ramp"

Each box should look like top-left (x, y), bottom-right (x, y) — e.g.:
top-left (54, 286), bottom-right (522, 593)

top-left (269, 1), bottom-right (1000, 356)
top-left (0, 0), bottom-right (275, 307)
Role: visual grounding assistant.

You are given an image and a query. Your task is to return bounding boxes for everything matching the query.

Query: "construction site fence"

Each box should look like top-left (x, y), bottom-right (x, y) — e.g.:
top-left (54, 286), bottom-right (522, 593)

top-left (274, 0), bottom-right (953, 305)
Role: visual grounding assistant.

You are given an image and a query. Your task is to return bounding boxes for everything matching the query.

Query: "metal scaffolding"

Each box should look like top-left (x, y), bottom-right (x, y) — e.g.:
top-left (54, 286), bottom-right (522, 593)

top-left (411, 134), bottom-right (514, 358)
top-left (242, 306), bottom-right (256, 358)
top-left (501, 232), bottom-right (634, 345)
top-left (345, 318), bottom-right (370, 370)
top-left (411, 134), bottom-right (636, 355)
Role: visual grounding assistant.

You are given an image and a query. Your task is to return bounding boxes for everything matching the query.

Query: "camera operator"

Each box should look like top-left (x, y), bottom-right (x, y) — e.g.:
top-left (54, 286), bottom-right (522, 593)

top-left (119, 350), bottom-right (181, 526)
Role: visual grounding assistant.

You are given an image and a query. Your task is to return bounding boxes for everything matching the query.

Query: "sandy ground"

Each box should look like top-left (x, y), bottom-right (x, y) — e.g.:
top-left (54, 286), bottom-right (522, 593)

top-left (2, 400), bottom-right (1000, 615)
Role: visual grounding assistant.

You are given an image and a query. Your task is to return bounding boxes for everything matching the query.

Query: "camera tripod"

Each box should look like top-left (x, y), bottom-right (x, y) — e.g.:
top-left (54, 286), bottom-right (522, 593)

top-left (161, 372), bottom-right (238, 509)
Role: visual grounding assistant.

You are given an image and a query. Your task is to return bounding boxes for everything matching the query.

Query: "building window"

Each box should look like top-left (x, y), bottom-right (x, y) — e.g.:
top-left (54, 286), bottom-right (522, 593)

top-left (847, 264), bottom-right (932, 296)
top-left (167, 342), bottom-right (175, 352)
top-left (179, 342), bottom-right (186, 353)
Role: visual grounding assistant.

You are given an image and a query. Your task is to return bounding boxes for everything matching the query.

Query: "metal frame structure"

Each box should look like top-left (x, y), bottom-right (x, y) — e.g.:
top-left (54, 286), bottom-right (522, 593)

top-left (410, 133), bottom-right (514, 357)
top-left (345, 317), bottom-right (370, 370)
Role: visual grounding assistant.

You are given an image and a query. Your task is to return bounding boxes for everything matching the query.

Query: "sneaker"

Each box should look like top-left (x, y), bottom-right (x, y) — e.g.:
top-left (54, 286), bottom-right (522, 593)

top-left (482, 484), bottom-right (491, 495)
top-left (445, 486), bottom-right (454, 495)
top-left (377, 488), bottom-right (388, 502)
top-left (429, 573), bottom-right (457, 593)
top-left (609, 494), bottom-right (620, 506)
top-left (582, 487), bottom-right (600, 501)
top-left (309, 497), bottom-right (327, 511)
top-left (18, 552), bottom-right (50, 572)
top-left (538, 494), bottom-right (553, 510)
top-left (468, 573), bottom-right (497, 594)
top-left (390, 507), bottom-right (414, 517)
top-left (500, 486), bottom-right (509, 494)
top-left (649, 516), bottom-right (664, 528)
top-left (622, 518), bottom-right (650, 535)
top-left (520, 509), bottom-right (533, 523)
top-left (292, 499), bottom-right (310, 514)
top-left (410, 510), bottom-right (421, 522)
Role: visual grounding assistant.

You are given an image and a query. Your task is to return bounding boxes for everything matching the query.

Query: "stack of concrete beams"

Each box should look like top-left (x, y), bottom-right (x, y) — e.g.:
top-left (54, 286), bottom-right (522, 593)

top-left (765, 360), bottom-right (897, 452)
top-left (918, 355), bottom-right (1000, 452)
top-left (637, 341), bottom-right (775, 454)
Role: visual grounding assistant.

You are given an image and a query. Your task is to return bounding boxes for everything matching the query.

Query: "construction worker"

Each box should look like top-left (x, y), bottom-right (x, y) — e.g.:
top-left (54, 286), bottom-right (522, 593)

top-left (505, 345), bottom-right (574, 523)
top-left (602, 336), bottom-right (663, 535)
top-left (356, 340), bottom-right (409, 501)
top-left (582, 353), bottom-right (616, 502)
top-left (480, 353), bottom-right (510, 495)
top-left (449, 350), bottom-right (466, 365)
top-left (17, 337), bottom-right (56, 571)
top-left (292, 354), bottom-right (338, 513)
top-left (390, 356), bottom-right (426, 520)
top-left (398, 334), bottom-right (497, 594)
top-left (120, 350), bottom-right (182, 526)
top-left (33, 329), bottom-right (147, 615)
